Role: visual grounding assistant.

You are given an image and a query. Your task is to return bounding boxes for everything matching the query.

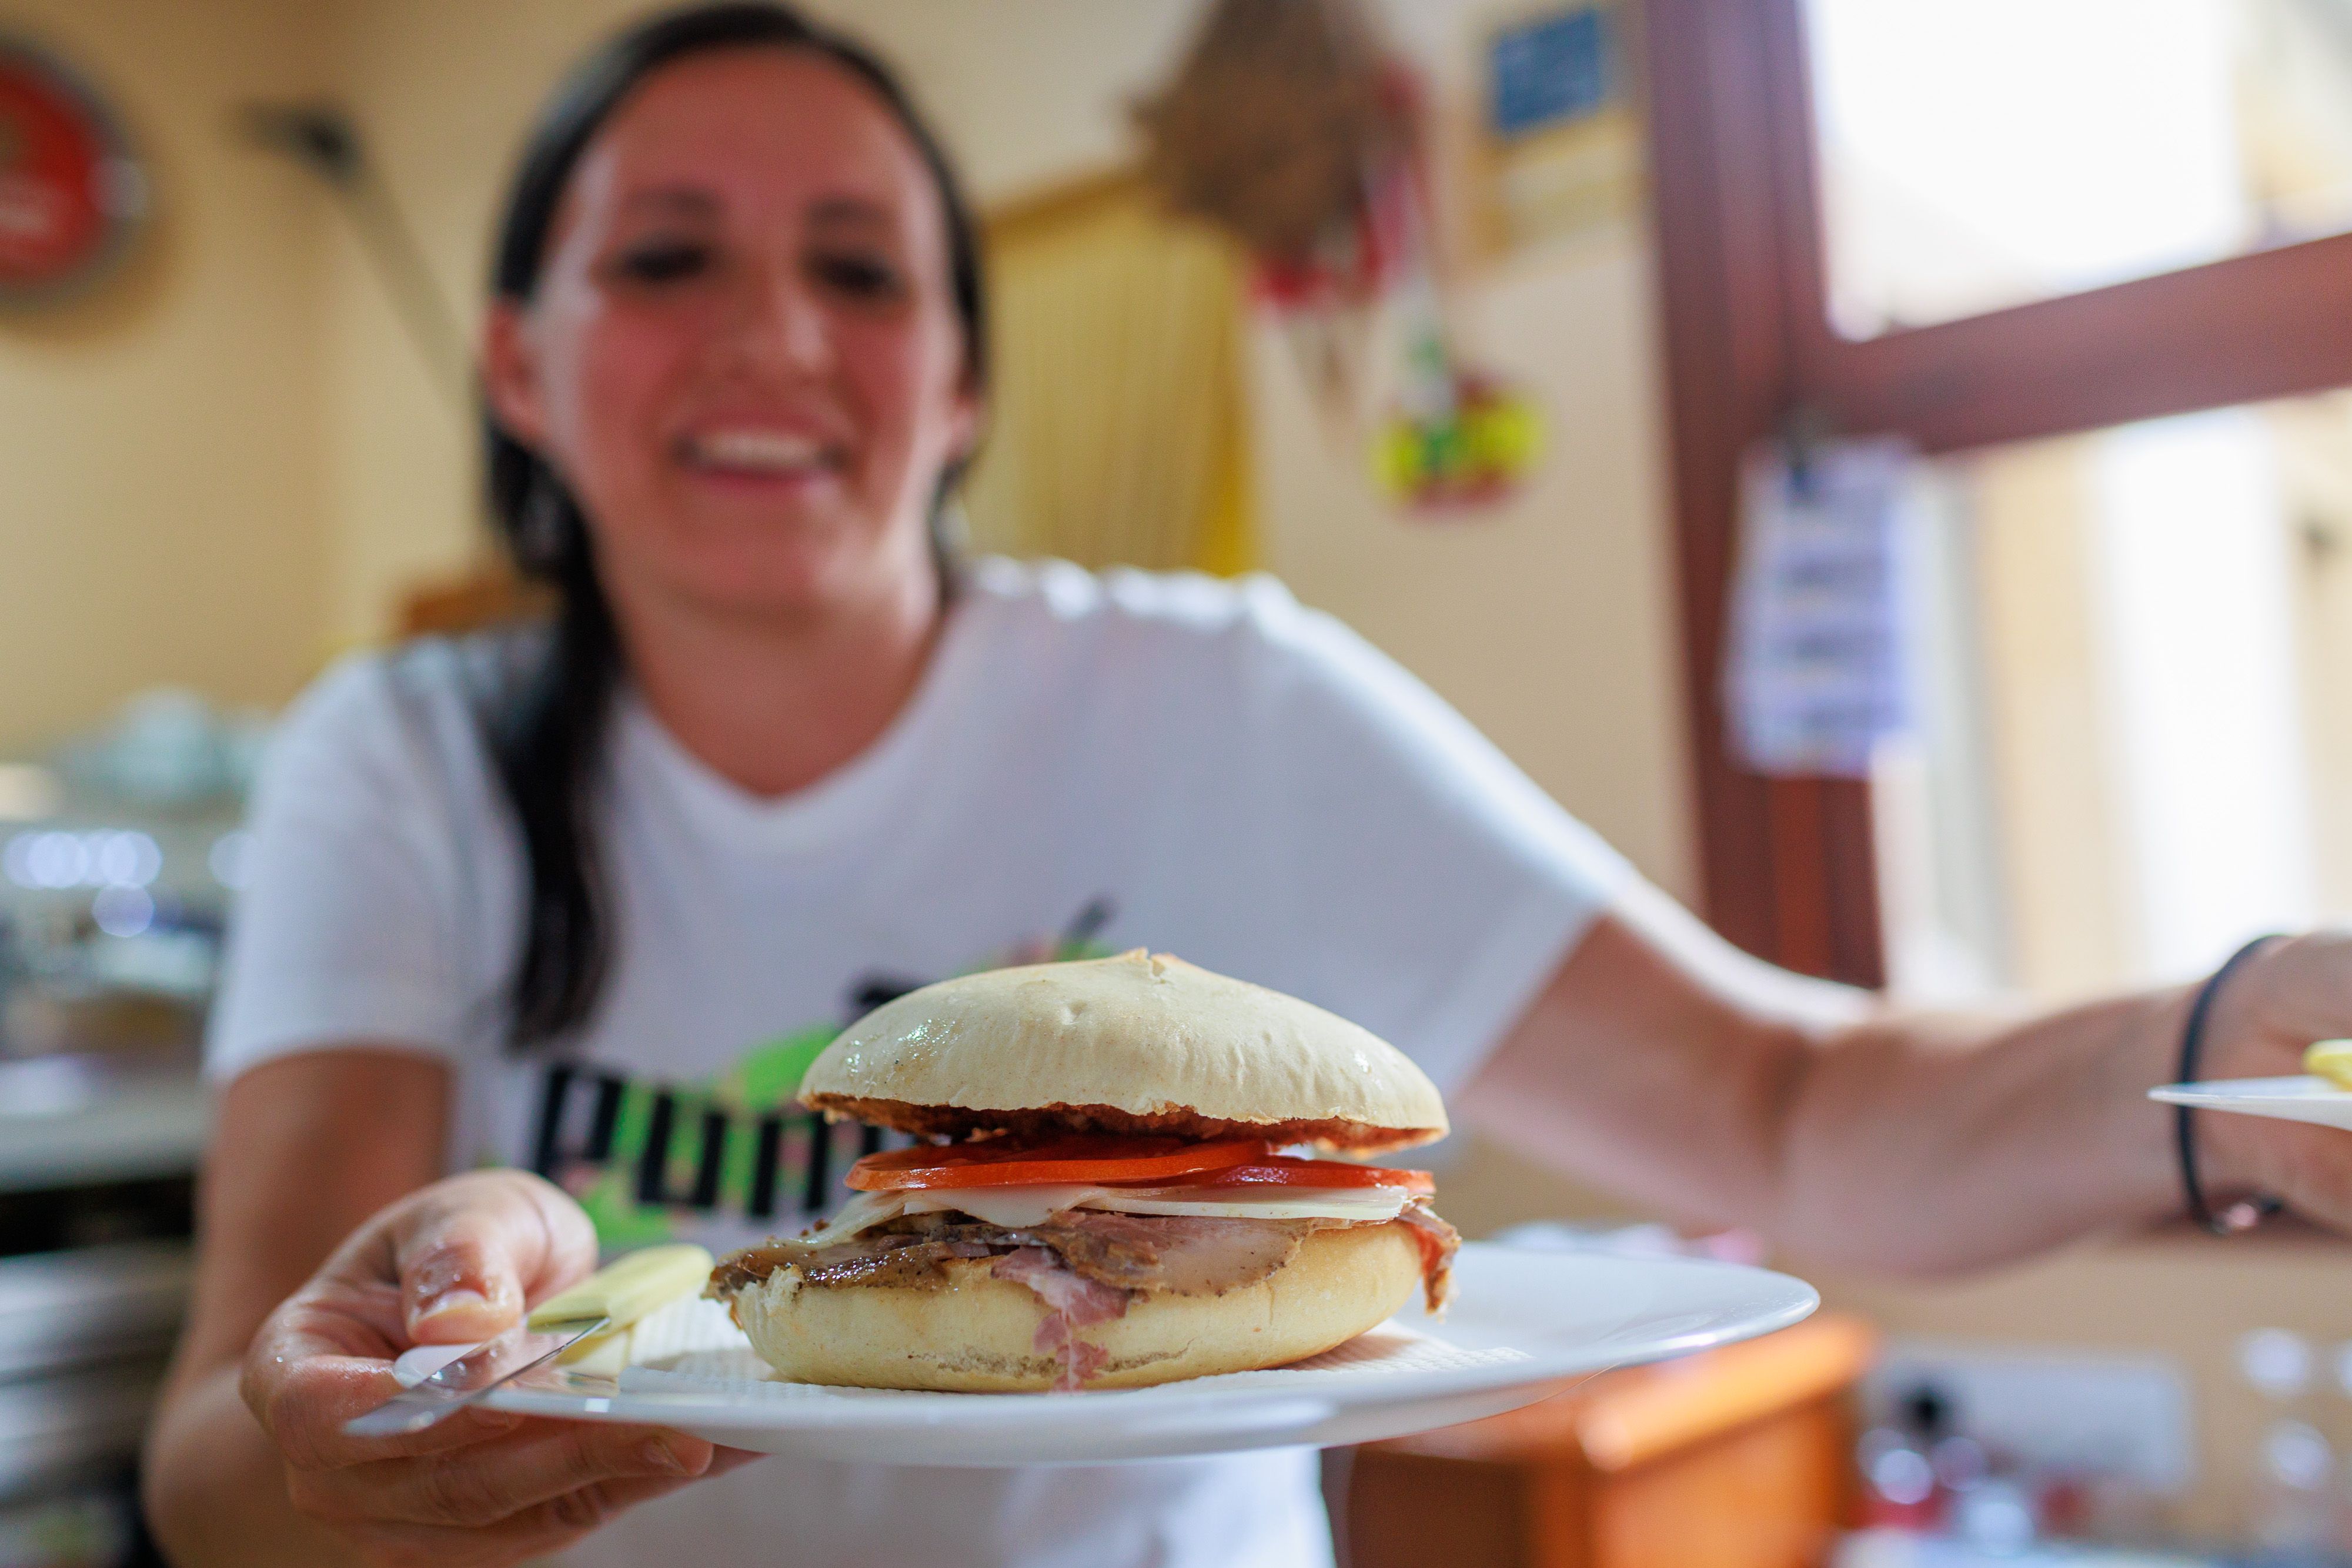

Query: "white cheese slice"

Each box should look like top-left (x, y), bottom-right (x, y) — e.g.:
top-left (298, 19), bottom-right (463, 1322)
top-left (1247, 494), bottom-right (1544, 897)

top-left (803, 1188), bottom-right (910, 1239)
top-left (808, 1182), bottom-right (1415, 1239)
top-left (903, 1185), bottom-right (1101, 1228)
top-left (1075, 1185), bottom-right (1412, 1222)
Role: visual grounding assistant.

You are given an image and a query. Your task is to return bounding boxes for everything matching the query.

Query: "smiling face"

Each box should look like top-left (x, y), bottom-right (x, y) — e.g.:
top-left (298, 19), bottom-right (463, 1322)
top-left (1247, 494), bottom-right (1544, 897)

top-left (483, 48), bottom-right (977, 627)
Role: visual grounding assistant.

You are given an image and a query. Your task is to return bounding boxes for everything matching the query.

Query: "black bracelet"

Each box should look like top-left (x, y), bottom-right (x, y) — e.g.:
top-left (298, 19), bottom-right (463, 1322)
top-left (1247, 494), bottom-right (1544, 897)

top-left (2174, 933), bottom-right (2287, 1236)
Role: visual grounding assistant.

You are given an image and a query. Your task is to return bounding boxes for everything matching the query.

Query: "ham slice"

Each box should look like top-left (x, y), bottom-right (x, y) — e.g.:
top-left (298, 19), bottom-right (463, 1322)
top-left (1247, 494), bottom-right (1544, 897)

top-left (992, 1247), bottom-right (1130, 1390)
top-left (990, 1246), bottom-right (1131, 1325)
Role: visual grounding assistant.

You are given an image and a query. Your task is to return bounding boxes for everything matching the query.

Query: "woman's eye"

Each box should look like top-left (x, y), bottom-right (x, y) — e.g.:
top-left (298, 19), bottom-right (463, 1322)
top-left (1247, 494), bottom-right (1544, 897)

top-left (812, 251), bottom-right (903, 300)
top-left (613, 242), bottom-right (711, 285)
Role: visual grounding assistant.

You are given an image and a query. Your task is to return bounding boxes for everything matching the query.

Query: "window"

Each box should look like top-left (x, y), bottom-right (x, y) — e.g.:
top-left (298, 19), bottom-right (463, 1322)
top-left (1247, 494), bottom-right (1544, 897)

top-left (1646, 0), bottom-right (2352, 984)
top-left (1807, 0), bottom-right (2352, 337)
top-left (1883, 392), bottom-right (2352, 1002)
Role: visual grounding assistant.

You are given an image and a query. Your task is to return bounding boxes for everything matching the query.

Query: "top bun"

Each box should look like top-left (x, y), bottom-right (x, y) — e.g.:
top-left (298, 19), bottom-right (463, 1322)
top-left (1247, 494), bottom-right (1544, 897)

top-left (799, 950), bottom-right (1448, 1154)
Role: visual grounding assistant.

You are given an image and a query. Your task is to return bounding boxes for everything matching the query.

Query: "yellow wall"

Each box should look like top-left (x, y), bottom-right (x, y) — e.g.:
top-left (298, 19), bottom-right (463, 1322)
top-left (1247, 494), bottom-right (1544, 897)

top-left (0, 0), bottom-right (333, 750)
top-left (1251, 242), bottom-right (1695, 903)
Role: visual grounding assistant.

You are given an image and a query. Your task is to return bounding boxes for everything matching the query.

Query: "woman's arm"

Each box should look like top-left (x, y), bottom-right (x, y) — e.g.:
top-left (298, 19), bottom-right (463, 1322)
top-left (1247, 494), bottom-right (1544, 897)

top-left (1458, 882), bottom-right (2351, 1274)
top-left (144, 1052), bottom-right (729, 1567)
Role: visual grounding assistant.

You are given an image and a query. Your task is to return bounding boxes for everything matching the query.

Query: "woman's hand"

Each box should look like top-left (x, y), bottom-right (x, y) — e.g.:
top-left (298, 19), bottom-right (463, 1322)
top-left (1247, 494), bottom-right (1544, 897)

top-left (241, 1168), bottom-right (750, 1566)
top-left (2196, 932), bottom-right (2352, 1228)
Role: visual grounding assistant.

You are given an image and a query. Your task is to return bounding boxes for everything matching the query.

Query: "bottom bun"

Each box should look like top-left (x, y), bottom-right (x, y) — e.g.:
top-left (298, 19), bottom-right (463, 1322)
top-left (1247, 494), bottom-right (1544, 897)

top-left (727, 1220), bottom-right (1422, 1391)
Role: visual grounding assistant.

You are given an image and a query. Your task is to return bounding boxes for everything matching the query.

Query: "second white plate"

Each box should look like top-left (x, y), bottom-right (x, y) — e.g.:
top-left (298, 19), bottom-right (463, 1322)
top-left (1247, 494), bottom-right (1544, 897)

top-left (2150, 1075), bottom-right (2352, 1130)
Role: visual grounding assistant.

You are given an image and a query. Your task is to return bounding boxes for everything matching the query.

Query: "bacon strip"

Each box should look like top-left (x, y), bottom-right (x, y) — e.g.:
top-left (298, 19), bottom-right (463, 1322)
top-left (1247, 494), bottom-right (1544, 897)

top-left (1395, 1199), bottom-right (1461, 1313)
top-left (1030, 1318), bottom-right (1111, 1391)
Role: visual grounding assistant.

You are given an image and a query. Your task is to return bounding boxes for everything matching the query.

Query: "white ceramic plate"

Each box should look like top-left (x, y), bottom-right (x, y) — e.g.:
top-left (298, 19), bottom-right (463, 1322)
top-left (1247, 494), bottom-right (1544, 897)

top-left (472, 1243), bottom-right (1818, 1467)
top-left (2151, 1075), bottom-right (2352, 1131)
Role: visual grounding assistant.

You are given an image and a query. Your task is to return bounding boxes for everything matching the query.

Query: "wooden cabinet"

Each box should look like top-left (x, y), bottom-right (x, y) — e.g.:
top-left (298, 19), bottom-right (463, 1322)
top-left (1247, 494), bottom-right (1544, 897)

top-left (1342, 1314), bottom-right (1876, 1568)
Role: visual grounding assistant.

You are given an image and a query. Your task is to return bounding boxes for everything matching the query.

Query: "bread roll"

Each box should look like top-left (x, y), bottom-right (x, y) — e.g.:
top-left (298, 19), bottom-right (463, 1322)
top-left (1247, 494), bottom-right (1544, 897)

top-left (799, 950), bottom-right (1446, 1154)
top-left (728, 1221), bottom-right (1422, 1392)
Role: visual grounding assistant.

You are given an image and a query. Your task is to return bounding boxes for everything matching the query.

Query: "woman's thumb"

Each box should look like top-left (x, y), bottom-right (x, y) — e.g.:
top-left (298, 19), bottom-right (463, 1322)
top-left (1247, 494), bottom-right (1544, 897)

top-left (392, 1172), bottom-right (594, 1344)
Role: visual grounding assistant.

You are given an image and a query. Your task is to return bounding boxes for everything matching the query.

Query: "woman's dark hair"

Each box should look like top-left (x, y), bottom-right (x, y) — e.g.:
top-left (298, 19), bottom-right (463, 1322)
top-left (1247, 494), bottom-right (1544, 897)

top-left (483, 2), bottom-right (987, 1045)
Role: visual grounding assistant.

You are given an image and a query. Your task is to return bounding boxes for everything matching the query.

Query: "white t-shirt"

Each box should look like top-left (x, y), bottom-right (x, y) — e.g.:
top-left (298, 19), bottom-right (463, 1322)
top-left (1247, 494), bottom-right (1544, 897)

top-left (209, 557), bottom-right (1632, 1568)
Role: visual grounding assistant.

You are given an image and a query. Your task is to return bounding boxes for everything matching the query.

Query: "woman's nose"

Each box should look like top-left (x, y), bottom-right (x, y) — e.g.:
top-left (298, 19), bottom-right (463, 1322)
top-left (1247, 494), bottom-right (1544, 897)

top-left (724, 267), bottom-right (832, 376)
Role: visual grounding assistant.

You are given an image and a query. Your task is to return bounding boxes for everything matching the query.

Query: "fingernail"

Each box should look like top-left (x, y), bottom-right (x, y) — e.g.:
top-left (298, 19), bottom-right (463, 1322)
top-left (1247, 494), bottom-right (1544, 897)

top-left (413, 1287), bottom-right (488, 1325)
top-left (642, 1437), bottom-right (696, 1475)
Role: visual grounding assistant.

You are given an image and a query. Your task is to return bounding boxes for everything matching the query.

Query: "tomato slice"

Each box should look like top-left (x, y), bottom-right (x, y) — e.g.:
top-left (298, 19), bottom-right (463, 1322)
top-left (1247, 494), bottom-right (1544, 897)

top-left (846, 1135), bottom-right (1272, 1191)
top-left (1157, 1155), bottom-right (1436, 1194)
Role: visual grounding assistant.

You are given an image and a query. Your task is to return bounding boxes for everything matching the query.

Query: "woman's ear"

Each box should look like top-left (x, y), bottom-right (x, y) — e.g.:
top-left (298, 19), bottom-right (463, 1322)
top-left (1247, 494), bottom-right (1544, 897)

top-left (481, 300), bottom-right (549, 448)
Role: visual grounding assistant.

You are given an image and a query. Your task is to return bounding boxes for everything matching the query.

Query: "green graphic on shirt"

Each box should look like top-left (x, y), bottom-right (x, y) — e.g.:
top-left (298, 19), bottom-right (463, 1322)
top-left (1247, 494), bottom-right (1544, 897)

top-left (554, 1027), bottom-right (841, 1248)
top-left (720, 1027), bottom-right (841, 1113)
top-left (576, 1157), bottom-right (676, 1251)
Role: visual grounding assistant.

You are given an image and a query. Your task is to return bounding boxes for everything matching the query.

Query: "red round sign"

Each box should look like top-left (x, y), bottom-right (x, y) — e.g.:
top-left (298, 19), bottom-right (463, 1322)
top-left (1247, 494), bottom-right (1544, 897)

top-left (0, 39), bottom-right (142, 298)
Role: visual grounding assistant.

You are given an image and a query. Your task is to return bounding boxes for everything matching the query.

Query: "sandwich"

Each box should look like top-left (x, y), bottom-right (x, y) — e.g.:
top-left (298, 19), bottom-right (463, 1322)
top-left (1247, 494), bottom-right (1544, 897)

top-left (707, 950), bottom-right (1460, 1391)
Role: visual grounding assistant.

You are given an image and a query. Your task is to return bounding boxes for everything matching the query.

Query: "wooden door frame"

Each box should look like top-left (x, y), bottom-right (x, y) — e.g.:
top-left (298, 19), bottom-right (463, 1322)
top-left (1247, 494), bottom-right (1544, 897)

top-left (1641, 0), bottom-right (2352, 984)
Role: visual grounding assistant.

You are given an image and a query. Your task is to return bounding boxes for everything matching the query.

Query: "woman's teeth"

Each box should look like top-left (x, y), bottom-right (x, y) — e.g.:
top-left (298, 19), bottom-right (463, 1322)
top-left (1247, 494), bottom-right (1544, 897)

top-left (688, 430), bottom-right (840, 474)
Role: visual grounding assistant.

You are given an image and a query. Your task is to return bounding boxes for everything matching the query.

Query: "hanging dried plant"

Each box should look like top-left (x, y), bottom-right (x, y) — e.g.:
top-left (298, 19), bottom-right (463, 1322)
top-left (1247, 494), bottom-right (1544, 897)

top-left (1133, 0), bottom-right (1412, 265)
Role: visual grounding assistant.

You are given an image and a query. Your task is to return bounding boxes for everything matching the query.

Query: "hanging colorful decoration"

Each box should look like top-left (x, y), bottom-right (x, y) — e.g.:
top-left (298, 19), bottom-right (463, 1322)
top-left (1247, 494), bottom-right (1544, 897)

top-left (1369, 360), bottom-right (1544, 512)
top-left (1360, 145), bottom-right (1543, 514)
top-left (0, 37), bottom-right (145, 303)
top-left (1135, 0), bottom-right (1542, 517)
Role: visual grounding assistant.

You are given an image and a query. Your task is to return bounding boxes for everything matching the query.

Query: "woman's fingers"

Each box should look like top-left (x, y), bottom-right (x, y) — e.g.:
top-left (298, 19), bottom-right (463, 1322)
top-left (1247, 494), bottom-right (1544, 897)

top-left (390, 1171), bottom-right (599, 1343)
top-left (246, 1338), bottom-right (523, 1468)
top-left (242, 1170), bottom-right (603, 1470)
top-left (232, 1169), bottom-right (733, 1561)
top-left (284, 1377), bottom-right (534, 1470)
top-left (295, 1421), bottom-right (713, 1529)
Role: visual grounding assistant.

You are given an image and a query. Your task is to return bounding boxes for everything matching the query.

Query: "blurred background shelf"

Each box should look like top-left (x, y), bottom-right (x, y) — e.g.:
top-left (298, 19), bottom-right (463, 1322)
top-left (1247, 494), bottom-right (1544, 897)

top-left (0, 1064), bottom-right (205, 1196)
top-left (0, 1242), bottom-right (191, 1385)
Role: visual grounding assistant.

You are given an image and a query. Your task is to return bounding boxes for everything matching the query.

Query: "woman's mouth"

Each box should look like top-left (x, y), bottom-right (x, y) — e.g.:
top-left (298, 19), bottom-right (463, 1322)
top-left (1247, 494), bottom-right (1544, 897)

top-left (677, 427), bottom-right (850, 489)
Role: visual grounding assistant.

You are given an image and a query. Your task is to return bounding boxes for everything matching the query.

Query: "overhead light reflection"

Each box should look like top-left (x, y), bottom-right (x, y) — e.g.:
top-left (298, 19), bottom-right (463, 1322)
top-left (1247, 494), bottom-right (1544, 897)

top-left (208, 830), bottom-right (254, 891)
top-left (28, 831), bottom-right (89, 889)
top-left (2, 833), bottom-right (36, 889)
top-left (92, 830), bottom-right (162, 888)
top-left (92, 884), bottom-right (155, 938)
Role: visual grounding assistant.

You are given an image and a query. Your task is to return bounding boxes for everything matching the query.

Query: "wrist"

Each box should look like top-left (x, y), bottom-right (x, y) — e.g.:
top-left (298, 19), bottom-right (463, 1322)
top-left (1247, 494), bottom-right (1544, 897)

top-left (2171, 934), bottom-right (2288, 1232)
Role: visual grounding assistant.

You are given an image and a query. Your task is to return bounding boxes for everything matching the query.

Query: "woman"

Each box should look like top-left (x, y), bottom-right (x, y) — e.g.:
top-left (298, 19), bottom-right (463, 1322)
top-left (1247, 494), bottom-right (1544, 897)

top-left (143, 5), bottom-right (2352, 1566)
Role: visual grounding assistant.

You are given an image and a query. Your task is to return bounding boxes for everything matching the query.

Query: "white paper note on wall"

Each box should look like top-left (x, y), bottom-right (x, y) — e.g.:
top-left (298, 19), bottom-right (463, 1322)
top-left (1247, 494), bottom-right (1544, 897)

top-left (1726, 437), bottom-right (1920, 778)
